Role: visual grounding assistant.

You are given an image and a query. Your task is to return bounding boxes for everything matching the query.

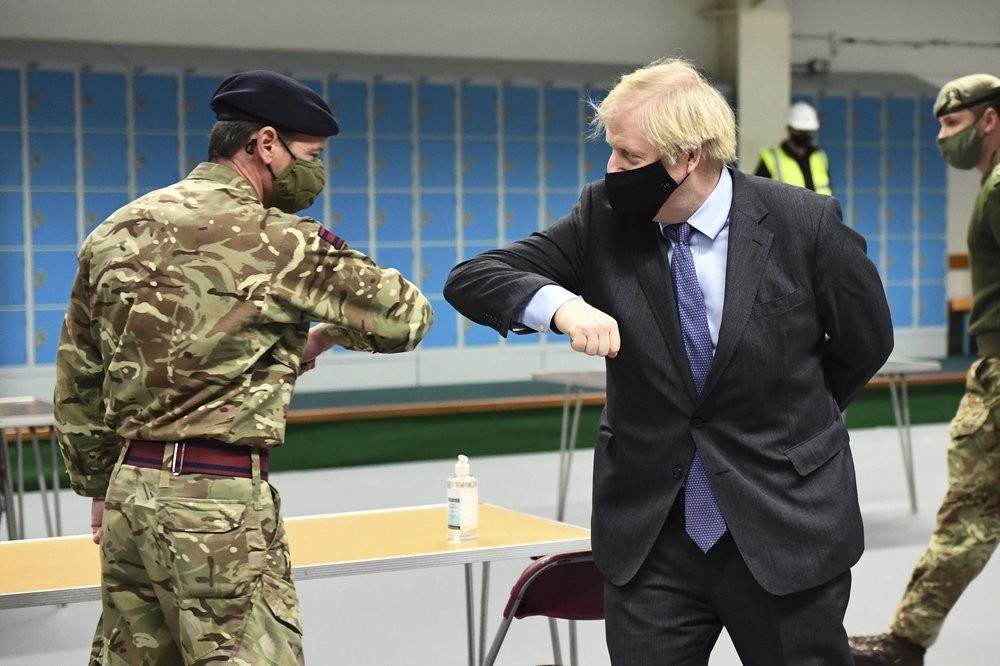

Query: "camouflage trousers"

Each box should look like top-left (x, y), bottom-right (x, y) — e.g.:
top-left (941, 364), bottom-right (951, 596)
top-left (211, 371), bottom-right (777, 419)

top-left (89, 446), bottom-right (304, 665)
top-left (891, 356), bottom-right (1000, 647)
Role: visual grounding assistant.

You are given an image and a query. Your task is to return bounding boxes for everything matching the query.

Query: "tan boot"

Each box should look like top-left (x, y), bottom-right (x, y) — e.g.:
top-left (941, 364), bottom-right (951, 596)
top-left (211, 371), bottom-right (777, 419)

top-left (849, 633), bottom-right (925, 665)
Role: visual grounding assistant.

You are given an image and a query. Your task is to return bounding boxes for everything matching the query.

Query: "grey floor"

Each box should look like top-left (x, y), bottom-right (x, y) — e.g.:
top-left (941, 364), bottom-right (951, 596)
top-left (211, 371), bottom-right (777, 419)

top-left (2, 422), bottom-right (998, 665)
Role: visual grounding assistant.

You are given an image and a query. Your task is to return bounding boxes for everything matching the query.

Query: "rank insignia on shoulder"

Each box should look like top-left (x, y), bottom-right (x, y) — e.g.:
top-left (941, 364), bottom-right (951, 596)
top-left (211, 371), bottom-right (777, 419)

top-left (317, 225), bottom-right (346, 250)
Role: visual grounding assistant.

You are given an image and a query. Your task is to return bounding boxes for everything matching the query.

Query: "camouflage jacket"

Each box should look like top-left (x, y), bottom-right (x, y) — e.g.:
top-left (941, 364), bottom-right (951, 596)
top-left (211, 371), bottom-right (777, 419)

top-left (54, 162), bottom-right (433, 497)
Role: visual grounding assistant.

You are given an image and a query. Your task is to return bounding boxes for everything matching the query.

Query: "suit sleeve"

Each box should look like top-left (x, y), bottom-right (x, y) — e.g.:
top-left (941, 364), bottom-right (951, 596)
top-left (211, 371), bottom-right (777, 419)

top-left (444, 186), bottom-right (591, 336)
top-left (813, 196), bottom-right (894, 409)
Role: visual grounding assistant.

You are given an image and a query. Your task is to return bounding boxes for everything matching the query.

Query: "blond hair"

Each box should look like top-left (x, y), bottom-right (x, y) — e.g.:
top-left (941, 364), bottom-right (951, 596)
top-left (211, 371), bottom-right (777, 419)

top-left (591, 58), bottom-right (737, 165)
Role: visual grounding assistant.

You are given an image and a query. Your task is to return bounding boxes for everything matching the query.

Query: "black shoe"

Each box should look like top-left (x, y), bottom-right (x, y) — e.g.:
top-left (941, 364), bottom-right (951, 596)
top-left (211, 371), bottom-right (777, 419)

top-left (849, 632), bottom-right (925, 665)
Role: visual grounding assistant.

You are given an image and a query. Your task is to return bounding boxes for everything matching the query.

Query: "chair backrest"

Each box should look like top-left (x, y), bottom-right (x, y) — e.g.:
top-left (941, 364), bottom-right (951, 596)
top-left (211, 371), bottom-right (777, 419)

top-left (503, 550), bottom-right (604, 621)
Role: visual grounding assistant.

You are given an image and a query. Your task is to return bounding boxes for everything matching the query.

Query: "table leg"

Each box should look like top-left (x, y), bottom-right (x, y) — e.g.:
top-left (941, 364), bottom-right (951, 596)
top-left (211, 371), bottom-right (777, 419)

top-left (478, 562), bottom-right (489, 666)
top-left (0, 433), bottom-right (18, 540)
top-left (465, 562), bottom-right (475, 666)
top-left (16, 429), bottom-right (24, 539)
top-left (557, 388), bottom-right (584, 522)
top-left (887, 375), bottom-right (918, 514)
top-left (50, 430), bottom-right (62, 536)
top-left (29, 428), bottom-right (54, 537)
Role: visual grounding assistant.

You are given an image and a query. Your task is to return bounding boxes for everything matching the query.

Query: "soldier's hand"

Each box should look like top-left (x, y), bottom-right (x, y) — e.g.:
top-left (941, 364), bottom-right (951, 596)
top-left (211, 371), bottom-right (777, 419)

top-left (91, 497), bottom-right (105, 545)
top-left (553, 298), bottom-right (620, 358)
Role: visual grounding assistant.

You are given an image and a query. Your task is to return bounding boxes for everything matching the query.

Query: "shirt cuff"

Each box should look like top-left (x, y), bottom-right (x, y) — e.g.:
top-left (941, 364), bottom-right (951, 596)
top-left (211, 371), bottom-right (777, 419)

top-left (518, 285), bottom-right (580, 333)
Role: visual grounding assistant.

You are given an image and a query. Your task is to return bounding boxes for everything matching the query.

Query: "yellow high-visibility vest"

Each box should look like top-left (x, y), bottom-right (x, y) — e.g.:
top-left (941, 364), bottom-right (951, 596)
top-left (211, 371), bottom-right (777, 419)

top-left (758, 146), bottom-right (832, 196)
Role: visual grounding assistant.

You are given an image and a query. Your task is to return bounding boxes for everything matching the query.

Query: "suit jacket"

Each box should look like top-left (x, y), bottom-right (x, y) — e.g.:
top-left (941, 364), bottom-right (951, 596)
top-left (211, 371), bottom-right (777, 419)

top-left (443, 168), bottom-right (893, 595)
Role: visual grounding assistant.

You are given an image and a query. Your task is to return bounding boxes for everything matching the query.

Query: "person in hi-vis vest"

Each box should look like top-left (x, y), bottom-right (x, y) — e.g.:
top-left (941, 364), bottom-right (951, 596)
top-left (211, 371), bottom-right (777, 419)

top-left (755, 101), bottom-right (833, 196)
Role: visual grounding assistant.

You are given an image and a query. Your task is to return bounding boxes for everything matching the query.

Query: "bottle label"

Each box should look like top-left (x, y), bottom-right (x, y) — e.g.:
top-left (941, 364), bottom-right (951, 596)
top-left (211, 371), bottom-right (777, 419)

top-left (447, 496), bottom-right (461, 530)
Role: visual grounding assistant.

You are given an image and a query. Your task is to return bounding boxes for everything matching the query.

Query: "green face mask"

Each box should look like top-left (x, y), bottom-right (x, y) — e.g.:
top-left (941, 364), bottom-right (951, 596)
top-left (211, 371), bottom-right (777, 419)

top-left (270, 138), bottom-right (326, 213)
top-left (937, 122), bottom-right (984, 170)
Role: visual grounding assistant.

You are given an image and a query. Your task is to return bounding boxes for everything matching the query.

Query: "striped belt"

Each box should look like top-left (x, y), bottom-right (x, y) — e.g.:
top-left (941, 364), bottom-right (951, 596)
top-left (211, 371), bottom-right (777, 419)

top-left (124, 439), bottom-right (268, 480)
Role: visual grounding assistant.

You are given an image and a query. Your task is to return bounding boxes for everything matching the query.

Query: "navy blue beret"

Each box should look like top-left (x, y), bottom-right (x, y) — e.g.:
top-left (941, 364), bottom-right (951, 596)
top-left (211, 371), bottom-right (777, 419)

top-left (210, 70), bottom-right (339, 137)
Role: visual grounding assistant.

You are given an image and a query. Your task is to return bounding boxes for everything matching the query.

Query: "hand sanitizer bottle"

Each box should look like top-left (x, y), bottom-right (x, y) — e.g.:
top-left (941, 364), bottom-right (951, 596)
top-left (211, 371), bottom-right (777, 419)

top-left (447, 454), bottom-right (479, 542)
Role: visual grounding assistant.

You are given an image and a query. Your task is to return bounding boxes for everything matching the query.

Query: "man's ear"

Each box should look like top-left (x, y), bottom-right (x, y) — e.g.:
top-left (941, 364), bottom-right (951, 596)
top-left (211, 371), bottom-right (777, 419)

top-left (686, 145), bottom-right (703, 173)
top-left (982, 106), bottom-right (999, 133)
top-left (256, 126), bottom-right (279, 164)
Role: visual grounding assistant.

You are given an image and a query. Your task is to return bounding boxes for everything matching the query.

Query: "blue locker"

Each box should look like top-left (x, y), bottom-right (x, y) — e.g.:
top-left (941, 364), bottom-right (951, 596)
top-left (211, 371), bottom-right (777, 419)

top-left (418, 139), bottom-right (456, 188)
top-left (503, 86), bottom-right (539, 137)
top-left (34, 308), bottom-right (67, 364)
top-left (885, 97), bottom-right (915, 144)
top-left (544, 88), bottom-right (580, 139)
top-left (545, 192), bottom-right (579, 228)
top-left (421, 299), bottom-right (457, 348)
top-left (32, 248), bottom-right (77, 305)
top-left (462, 139), bottom-right (498, 188)
top-left (373, 82), bottom-right (412, 135)
top-left (30, 192), bottom-right (77, 246)
top-left (866, 239), bottom-right (883, 275)
top-left (83, 132), bottom-right (128, 187)
top-left (27, 71), bottom-right (74, 128)
top-left (374, 138), bottom-right (412, 188)
top-left (851, 192), bottom-right (881, 236)
top-left (886, 145), bottom-right (915, 191)
top-left (544, 140), bottom-right (579, 189)
top-left (374, 193), bottom-right (413, 243)
top-left (464, 317), bottom-right (500, 346)
top-left (887, 285), bottom-right (913, 327)
top-left (918, 146), bottom-right (946, 190)
top-left (851, 145), bottom-right (882, 189)
top-left (419, 193), bottom-right (456, 242)
top-left (885, 239), bottom-right (914, 282)
top-left (0, 131), bottom-right (21, 186)
top-left (462, 192), bottom-right (499, 242)
top-left (329, 81), bottom-right (368, 134)
top-left (184, 132), bottom-right (209, 173)
top-left (885, 194), bottom-right (915, 236)
top-left (328, 137), bottom-right (369, 189)
top-left (418, 245), bottom-right (458, 295)
top-left (0, 310), bottom-right (27, 366)
top-left (917, 97), bottom-right (939, 145)
top-left (183, 76), bottom-right (224, 131)
top-left (852, 96), bottom-right (883, 143)
top-left (461, 85), bottom-right (497, 136)
top-left (825, 145), bottom-right (847, 193)
top-left (0, 69), bottom-right (20, 127)
top-left (29, 132), bottom-right (76, 187)
top-left (328, 192), bottom-right (369, 245)
top-left (917, 192), bottom-right (946, 235)
top-left (503, 139), bottom-right (538, 189)
top-left (918, 283), bottom-right (947, 326)
top-left (418, 83), bottom-right (455, 136)
top-left (504, 192), bottom-right (539, 240)
top-left (135, 133), bottom-right (180, 189)
top-left (85, 191), bottom-right (129, 233)
top-left (134, 74), bottom-right (179, 131)
top-left (0, 250), bottom-right (26, 305)
top-left (375, 246), bottom-right (414, 280)
top-left (918, 239), bottom-right (946, 281)
top-left (0, 191), bottom-right (23, 245)
top-left (584, 138), bottom-right (608, 183)
top-left (81, 72), bottom-right (126, 129)
top-left (817, 95), bottom-right (848, 143)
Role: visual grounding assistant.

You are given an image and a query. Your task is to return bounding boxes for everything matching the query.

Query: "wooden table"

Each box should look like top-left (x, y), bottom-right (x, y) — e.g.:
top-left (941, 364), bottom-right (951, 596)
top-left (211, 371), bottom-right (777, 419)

top-left (0, 397), bottom-right (61, 540)
top-left (533, 356), bottom-right (943, 518)
top-left (0, 503), bottom-right (590, 665)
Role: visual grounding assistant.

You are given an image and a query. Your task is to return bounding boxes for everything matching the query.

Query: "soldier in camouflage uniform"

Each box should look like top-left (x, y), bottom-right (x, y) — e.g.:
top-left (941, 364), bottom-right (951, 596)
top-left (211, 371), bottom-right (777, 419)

top-left (53, 70), bottom-right (433, 665)
top-left (850, 74), bottom-right (1000, 665)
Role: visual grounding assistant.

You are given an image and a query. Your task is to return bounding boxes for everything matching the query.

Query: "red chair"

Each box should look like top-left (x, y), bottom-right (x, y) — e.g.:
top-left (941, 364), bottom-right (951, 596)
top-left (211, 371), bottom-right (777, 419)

top-left (483, 550), bottom-right (604, 666)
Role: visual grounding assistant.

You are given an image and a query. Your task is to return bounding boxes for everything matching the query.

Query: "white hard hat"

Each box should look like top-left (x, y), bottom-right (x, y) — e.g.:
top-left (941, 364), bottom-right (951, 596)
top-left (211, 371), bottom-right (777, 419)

top-left (786, 102), bottom-right (820, 131)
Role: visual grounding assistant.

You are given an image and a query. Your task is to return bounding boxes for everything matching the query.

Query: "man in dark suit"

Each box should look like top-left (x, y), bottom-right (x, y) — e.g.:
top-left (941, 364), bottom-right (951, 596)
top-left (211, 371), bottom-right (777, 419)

top-left (444, 58), bottom-right (894, 665)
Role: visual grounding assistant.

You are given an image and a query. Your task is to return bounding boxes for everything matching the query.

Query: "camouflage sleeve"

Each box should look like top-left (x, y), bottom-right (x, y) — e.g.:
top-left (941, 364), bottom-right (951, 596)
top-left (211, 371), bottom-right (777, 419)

top-left (269, 217), bottom-right (434, 352)
top-left (53, 244), bottom-right (120, 497)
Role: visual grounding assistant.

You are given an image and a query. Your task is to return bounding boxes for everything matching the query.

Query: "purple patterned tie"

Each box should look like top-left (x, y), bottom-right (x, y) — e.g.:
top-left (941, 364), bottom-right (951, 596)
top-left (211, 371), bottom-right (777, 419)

top-left (665, 222), bottom-right (726, 553)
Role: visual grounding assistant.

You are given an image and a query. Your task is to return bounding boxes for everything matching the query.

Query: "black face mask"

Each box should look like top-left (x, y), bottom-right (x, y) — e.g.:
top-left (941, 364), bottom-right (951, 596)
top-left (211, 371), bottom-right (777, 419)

top-left (789, 132), bottom-right (814, 149)
top-left (604, 160), bottom-right (688, 223)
